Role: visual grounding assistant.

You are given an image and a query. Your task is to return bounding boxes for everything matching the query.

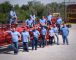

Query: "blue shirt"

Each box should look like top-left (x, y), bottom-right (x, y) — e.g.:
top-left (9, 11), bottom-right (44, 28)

top-left (10, 31), bottom-right (20, 42)
top-left (47, 15), bottom-right (52, 21)
top-left (53, 27), bottom-right (58, 34)
top-left (25, 19), bottom-right (29, 24)
top-left (49, 29), bottom-right (55, 37)
top-left (27, 19), bottom-right (33, 26)
top-left (61, 27), bottom-right (69, 36)
top-left (10, 10), bottom-right (17, 18)
top-left (21, 31), bottom-right (30, 42)
top-left (56, 18), bottom-right (62, 25)
top-left (41, 28), bottom-right (47, 35)
top-left (39, 19), bottom-right (46, 24)
top-left (32, 30), bottom-right (40, 38)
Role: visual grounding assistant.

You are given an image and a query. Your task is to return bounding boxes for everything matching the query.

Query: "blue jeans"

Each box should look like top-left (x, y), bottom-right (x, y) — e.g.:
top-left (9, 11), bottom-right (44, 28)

top-left (62, 36), bottom-right (68, 45)
top-left (23, 42), bottom-right (29, 52)
top-left (49, 36), bottom-right (54, 45)
top-left (41, 35), bottom-right (46, 47)
top-left (56, 24), bottom-right (61, 33)
top-left (55, 34), bottom-right (59, 45)
top-left (10, 18), bottom-right (16, 24)
top-left (47, 20), bottom-right (51, 25)
top-left (32, 37), bottom-right (38, 50)
top-left (13, 42), bottom-right (18, 54)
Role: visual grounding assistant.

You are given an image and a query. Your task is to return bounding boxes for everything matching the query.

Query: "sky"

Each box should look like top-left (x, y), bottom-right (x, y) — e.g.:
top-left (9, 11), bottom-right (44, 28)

top-left (0, 0), bottom-right (76, 6)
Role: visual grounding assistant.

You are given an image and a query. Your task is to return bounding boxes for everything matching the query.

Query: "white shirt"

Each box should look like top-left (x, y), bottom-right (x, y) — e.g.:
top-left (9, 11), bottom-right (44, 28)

top-left (30, 15), bottom-right (36, 20)
top-left (10, 10), bottom-right (17, 18)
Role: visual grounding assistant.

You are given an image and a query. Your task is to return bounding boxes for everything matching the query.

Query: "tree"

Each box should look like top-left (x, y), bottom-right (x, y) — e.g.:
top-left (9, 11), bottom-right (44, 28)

top-left (0, 1), bottom-right (65, 23)
top-left (0, 1), bottom-right (13, 13)
top-left (21, 5), bottom-right (29, 10)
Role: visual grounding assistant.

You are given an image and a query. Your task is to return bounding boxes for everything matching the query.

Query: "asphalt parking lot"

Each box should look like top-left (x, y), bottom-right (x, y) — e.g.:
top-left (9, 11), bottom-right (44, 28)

top-left (0, 24), bottom-right (76, 60)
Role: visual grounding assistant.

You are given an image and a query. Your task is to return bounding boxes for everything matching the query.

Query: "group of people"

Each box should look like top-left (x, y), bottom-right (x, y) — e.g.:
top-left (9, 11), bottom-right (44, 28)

top-left (8, 10), bottom-right (69, 55)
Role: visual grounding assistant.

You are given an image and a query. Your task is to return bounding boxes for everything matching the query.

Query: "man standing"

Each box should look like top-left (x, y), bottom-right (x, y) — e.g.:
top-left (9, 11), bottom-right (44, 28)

top-left (49, 27), bottom-right (55, 45)
top-left (32, 27), bottom-right (40, 50)
top-left (39, 16), bottom-right (46, 26)
top-left (53, 24), bottom-right (59, 45)
top-left (26, 17), bottom-right (34, 28)
top-left (30, 14), bottom-right (36, 25)
top-left (10, 28), bottom-right (21, 54)
top-left (40, 26), bottom-right (47, 47)
top-left (21, 28), bottom-right (30, 52)
top-left (61, 24), bottom-right (69, 45)
top-left (47, 12), bottom-right (52, 25)
top-left (9, 9), bottom-right (17, 25)
top-left (56, 16), bottom-right (62, 33)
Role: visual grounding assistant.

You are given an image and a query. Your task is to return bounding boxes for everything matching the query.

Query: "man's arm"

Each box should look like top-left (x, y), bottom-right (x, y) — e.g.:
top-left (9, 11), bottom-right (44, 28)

top-left (67, 28), bottom-right (69, 36)
top-left (18, 32), bottom-right (21, 41)
top-left (28, 32), bottom-right (30, 41)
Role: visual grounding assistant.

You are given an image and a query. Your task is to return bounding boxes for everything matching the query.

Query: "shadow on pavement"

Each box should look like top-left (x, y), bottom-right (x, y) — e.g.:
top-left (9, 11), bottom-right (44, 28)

top-left (0, 46), bottom-right (14, 55)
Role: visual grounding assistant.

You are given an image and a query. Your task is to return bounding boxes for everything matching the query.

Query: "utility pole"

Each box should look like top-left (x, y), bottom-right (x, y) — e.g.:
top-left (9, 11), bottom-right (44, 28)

top-left (64, 0), bottom-right (67, 23)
